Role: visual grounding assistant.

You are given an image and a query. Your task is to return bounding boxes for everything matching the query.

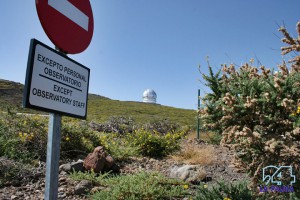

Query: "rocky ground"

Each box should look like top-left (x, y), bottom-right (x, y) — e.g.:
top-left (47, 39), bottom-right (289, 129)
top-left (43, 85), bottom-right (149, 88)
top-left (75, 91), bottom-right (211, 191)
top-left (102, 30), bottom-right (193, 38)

top-left (0, 139), bottom-right (249, 200)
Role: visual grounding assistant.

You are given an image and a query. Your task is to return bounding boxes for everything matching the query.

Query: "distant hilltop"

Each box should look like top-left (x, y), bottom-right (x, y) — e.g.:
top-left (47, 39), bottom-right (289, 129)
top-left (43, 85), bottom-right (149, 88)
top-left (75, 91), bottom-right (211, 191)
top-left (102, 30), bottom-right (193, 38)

top-left (0, 78), bottom-right (196, 127)
top-left (0, 79), bottom-right (23, 90)
top-left (0, 79), bottom-right (23, 106)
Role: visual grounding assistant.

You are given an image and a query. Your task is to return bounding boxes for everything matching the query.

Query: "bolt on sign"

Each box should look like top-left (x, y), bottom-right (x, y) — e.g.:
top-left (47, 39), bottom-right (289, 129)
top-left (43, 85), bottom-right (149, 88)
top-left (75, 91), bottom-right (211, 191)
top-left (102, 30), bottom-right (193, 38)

top-left (23, 39), bottom-right (90, 119)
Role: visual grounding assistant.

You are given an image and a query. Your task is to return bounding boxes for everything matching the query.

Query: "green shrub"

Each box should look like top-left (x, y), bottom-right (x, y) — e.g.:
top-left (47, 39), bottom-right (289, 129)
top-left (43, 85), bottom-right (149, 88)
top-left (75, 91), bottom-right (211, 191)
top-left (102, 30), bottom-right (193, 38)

top-left (95, 127), bottom-right (188, 159)
top-left (127, 129), bottom-right (187, 158)
top-left (90, 171), bottom-right (190, 200)
top-left (198, 62), bottom-right (223, 135)
top-left (106, 116), bottom-right (136, 134)
top-left (69, 170), bottom-right (110, 185)
top-left (211, 63), bottom-right (300, 193)
top-left (199, 22), bottom-right (300, 197)
top-left (0, 112), bottom-right (48, 162)
top-left (194, 181), bottom-right (253, 200)
top-left (0, 110), bottom-right (188, 162)
top-left (60, 119), bottom-right (100, 159)
top-left (291, 106), bottom-right (300, 127)
top-left (0, 158), bottom-right (34, 188)
top-left (144, 118), bottom-right (180, 135)
top-left (201, 131), bottom-right (223, 145)
top-left (97, 132), bottom-right (140, 161)
top-left (0, 112), bottom-right (102, 161)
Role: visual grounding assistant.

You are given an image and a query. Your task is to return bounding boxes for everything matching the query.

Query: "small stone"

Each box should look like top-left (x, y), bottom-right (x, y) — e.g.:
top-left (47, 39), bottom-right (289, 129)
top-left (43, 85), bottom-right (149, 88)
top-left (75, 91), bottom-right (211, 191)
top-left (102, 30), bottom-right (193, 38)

top-left (74, 180), bottom-right (93, 195)
top-left (58, 193), bottom-right (66, 199)
top-left (59, 163), bottom-right (71, 172)
top-left (70, 160), bottom-right (85, 173)
top-left (59, 177), bottom-right (67, 182)
top-left (90, 186), bottom-right (105, 194)
top-left (60, 171), bottom-right (67, 175)
top-left (16, 191), bottom-right (23, 196)
top-left (169, 165), bottom-right (206, 184)
top-left (11, 195), bottom-right (18, 200)
top-left (105, 156), bottom-right (115, 168)
top-left (201, 175), bottom-right (212, 183)
top-left (217, 166), bottom-right (226, 172)
top-left (111, 163), bottom-right (120, 173)
top-left (58, 187), bottom-right (65, 192)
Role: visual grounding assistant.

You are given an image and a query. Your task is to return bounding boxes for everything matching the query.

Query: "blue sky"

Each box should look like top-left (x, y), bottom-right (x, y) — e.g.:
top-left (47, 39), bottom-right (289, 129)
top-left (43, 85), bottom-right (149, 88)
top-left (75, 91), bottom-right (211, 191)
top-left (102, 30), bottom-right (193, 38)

top-left (0, 1), bottom-right (299, 110)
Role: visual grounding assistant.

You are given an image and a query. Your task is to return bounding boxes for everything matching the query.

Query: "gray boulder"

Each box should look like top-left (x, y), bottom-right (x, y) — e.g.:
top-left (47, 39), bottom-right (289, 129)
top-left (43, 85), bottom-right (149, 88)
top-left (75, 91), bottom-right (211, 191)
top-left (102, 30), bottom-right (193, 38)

top-left (169, 165), bottom-right (207, 184)
top-left (59, 159), bottom-right (85, 173)
top-left (70, 159), bottom-right (85, 172)
top-left (74, 180), bottom-right (93, 195)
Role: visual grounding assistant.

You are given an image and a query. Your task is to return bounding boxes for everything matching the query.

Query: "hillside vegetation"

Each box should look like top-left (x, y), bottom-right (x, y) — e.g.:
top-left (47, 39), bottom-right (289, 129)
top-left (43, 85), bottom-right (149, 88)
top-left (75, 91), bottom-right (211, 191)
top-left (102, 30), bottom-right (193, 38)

top-left (0, 79), bottom-right (23, 107)
top-left (0, 79), bottom-right (196, 127)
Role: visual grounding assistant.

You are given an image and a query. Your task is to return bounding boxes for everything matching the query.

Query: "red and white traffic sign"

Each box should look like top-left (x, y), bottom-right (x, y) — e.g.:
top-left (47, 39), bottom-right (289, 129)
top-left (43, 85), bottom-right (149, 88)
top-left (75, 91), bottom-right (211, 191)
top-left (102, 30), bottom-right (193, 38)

top-left (36, 0), bottom-right (94, 54)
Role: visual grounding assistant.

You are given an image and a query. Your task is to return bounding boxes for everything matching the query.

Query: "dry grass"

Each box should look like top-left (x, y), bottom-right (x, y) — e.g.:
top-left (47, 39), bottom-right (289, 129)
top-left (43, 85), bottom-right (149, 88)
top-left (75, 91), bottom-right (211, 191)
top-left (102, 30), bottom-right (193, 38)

top-left (200, 131), bottom-right (219, 142)
top-left (171, 143), bottom-right (216, 165)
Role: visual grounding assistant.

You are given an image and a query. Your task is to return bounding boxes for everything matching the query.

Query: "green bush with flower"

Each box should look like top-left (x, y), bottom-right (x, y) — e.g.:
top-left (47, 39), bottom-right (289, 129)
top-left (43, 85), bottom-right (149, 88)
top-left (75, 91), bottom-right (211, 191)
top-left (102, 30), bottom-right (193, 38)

top-left (96, 132), bottom-right (139, 161)
top-left (60, 118), bottom-right (100, 158)
top-left (290, 106), bottom-right (300, 127)
top-left (127, 128), bottom-right (188, 157)
top-left (0, 111), bottom-right (48, 162)
top-left (0, 108), bottom-right (189, 163)
top-left (0, 111), bottom-right (102, 162)
top-left (199, 22), bottom-right (300, 197)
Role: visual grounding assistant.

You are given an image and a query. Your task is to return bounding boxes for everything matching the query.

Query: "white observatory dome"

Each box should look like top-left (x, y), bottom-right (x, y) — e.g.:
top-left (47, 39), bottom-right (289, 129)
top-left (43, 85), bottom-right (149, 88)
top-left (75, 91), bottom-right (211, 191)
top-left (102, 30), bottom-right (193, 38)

top-left (143, 89), bottom-right (157, 103)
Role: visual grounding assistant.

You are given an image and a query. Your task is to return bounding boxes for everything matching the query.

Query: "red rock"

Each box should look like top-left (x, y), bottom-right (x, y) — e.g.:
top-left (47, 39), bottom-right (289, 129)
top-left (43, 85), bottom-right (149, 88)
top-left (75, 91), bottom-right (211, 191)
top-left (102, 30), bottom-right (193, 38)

top-left (83, 146), bottom-right (107, 173)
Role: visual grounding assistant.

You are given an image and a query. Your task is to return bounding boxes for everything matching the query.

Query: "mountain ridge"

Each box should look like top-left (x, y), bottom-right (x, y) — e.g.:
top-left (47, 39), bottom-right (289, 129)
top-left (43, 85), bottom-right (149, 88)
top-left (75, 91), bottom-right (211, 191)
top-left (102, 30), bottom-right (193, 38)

top-left (0, 78), bottom-right (196, 127)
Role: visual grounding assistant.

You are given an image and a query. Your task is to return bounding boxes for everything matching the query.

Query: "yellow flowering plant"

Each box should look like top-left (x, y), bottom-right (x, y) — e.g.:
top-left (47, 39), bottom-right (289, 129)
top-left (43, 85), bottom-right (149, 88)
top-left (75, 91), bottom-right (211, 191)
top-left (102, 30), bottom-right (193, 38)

top-left (127, 129), bottom-right (187, 157)
top-left (183, 184), bottom-right (189, 189)
top-left (0, 111), bottom-right (48, 162)
top-left (96, 132), bottom-right (139, 160)
top-left (290, 105), bottom-right (300, 127)
top-left (60, 119), bottom-right (100, 158)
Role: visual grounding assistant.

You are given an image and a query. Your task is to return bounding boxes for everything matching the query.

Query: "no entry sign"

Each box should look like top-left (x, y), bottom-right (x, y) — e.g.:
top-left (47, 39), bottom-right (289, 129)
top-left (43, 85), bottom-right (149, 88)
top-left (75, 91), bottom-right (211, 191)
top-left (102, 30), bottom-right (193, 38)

top-left (23, 39), bottom-right (90, 119)
top-left (36, 0), bottom-right (94, 54)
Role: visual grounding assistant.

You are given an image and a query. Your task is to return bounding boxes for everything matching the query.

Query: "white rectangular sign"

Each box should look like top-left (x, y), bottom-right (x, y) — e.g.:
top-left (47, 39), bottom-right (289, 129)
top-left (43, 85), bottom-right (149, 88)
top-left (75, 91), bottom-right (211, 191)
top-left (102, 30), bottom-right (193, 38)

top-left (23, 39), bottom-right (90, 119)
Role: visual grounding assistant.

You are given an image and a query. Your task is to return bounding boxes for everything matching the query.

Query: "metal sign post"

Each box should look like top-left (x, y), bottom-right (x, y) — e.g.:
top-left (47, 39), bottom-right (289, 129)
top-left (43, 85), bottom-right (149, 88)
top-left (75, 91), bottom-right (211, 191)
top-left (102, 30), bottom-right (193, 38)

top-left (45, 113), bottom-right (61, 200)
top-left (197, 89), bottom-right (200, 140)
top-left (45, 48), bottom-right (65, 200)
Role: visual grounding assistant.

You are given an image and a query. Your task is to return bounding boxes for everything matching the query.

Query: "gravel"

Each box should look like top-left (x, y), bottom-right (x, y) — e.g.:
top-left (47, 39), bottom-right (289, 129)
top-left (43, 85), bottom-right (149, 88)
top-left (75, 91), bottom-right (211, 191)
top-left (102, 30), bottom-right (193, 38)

top-left (0, 141), bottom-right (249, 199)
